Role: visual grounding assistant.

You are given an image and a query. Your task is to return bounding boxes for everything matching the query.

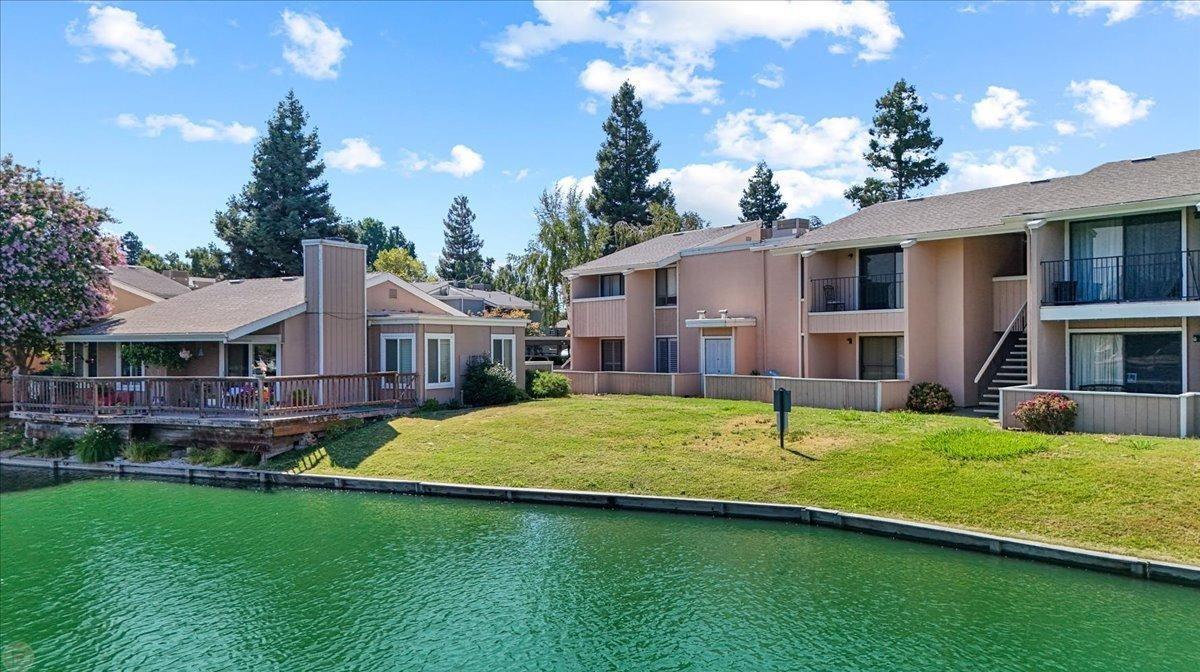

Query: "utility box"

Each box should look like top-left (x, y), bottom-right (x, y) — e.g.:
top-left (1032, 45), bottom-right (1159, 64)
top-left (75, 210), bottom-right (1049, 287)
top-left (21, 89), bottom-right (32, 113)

top-left (774, 387), bottom-right (791, 447)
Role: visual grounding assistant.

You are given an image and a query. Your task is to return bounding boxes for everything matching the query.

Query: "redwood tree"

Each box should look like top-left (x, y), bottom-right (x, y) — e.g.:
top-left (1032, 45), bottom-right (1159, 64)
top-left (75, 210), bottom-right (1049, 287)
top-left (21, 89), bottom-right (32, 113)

top-left (0, 155), bottom-right (121, 372)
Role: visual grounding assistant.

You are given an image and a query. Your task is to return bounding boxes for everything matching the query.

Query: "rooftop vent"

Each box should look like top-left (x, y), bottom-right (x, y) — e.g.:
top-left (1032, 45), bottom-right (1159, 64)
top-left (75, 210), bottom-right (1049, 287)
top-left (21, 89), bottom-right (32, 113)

top-left (229, 279), bottom-right (244, 284)
top-left (1130, 156), bottom-right (1157, 163)
top-left (1029, 178), bottom-right (1052, 185)
top-left (907, 197), bottom-right (925, 202)
top-left (281, 276), bottom-right (298, 282)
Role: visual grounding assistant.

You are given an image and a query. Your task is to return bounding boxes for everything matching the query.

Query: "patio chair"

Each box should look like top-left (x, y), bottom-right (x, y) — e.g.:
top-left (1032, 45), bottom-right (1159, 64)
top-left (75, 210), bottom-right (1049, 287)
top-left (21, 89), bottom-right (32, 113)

top-left (822, 284), bottom-right (846, 311)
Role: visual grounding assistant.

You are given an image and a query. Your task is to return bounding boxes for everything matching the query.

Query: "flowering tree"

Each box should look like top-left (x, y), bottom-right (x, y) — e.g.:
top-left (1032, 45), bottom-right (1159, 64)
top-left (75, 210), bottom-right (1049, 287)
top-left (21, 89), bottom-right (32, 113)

top-left (1, 155), bottom-right (121, 373)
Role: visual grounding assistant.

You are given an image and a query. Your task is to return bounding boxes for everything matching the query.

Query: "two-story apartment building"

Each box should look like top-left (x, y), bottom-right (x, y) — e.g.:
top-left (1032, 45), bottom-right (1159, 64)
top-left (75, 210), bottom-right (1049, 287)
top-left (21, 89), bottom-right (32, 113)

top-left (566, 149), bottom-right (1200, 426)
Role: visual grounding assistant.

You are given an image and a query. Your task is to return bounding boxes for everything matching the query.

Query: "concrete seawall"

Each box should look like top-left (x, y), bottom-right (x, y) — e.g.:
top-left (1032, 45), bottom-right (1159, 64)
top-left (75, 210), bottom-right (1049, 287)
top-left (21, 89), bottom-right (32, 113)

top-left (3, 456), bottom-right (1197, 588)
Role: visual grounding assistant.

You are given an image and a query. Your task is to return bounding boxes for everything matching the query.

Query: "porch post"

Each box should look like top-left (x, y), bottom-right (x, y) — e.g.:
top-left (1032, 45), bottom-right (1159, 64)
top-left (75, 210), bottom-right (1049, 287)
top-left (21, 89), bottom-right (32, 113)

top-left (198, 380), bottom-right (206, 418)
top-left (394, 371), bottom-right (401, 407)
top-left (92, 379), bottom-right (99, 419)
top-left (256, 376), bottom-right (265, 420)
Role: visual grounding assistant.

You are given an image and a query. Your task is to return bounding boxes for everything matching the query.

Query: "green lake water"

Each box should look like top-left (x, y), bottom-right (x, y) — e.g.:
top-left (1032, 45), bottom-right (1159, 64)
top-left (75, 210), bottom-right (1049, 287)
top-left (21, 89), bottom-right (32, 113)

top-left (1, 468), bottom-right (1197, 671)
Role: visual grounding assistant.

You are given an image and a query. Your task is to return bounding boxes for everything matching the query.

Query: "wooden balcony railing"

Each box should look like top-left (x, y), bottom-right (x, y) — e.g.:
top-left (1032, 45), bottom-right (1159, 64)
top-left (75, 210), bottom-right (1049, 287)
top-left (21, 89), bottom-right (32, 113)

top-left (11, 372), bottom-right (418, 421)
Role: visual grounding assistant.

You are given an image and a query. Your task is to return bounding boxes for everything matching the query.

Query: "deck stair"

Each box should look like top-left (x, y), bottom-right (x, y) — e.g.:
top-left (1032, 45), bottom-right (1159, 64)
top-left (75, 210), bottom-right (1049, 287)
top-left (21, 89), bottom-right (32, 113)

top-left (975, 334), bottom-right (1027, 416)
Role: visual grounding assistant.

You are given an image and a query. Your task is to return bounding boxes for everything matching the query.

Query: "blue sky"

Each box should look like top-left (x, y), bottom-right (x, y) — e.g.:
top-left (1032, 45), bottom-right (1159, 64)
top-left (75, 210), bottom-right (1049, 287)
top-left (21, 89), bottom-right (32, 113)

top-left (2, 1), bottom-right (1198, 269)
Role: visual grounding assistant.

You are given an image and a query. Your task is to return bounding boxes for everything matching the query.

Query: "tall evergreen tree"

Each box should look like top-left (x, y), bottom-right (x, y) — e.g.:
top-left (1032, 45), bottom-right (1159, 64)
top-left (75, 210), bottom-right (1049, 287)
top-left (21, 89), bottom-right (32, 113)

top-left (357, 217), bottom-right (414, 264)
top-left (213, 90), bottom-right (351, 277)
top-left (586, 82), bottom-right (673, 253)
top-left (119, 231), bottom-right (144, 264)
top-left (844, 79), bottom-right (948, 209)
top-left (436, 195), bottom-right (488, 284)
top-left (184, 243), bottom-right (232, 278)
top-left (738, 162), bottom-right (788, 225)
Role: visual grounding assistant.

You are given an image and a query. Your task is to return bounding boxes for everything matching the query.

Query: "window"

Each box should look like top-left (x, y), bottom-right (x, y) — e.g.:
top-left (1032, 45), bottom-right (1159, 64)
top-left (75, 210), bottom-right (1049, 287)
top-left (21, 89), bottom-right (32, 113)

top-left (225, 342), bottom-right (278, 376)
top-left (599, 274), bottom-right (625, 297)
top-left (858, 247), bottom-right (904, 310)
top-left (388, 288), bottom-right (398, 299)
top-left (655, 267), bottom-right (678, 306)
top-left (655, 337), bottom-right (678, 373)
top-left (119, 347), bottom-right (145, 377)
top-left (1068, 212), bottom-right (1182, 303)
top-left (1070, 332), bottom-right (1181, 394)
top-left (381, 334), bottom-right (415, 374)
top-left (426, 334), bottom-right (455, 388)
top-left (66, 343), bottom-right (97, 377)
top-left (491, 334), bottom-right (516, 377)
top-left (600, 339), bottom-right (624, 371)
top-left (860, 336), bottom-right (905, 380)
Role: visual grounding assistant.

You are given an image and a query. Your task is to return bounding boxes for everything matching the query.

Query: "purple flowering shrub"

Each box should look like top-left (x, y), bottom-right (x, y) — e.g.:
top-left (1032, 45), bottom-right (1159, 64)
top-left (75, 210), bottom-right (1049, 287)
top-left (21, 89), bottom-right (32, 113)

top-left (1, 155), bottom-right (121, 372)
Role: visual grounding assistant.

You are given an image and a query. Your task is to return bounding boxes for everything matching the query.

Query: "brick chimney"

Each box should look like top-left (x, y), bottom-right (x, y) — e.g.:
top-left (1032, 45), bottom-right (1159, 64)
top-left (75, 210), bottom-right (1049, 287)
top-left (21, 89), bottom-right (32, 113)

top-left (302, 239), bottom-right (367, 374)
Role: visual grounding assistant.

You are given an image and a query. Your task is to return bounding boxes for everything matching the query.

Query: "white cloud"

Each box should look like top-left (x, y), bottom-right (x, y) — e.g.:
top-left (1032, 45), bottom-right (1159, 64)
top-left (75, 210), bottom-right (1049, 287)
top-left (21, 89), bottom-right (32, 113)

top-left (580, 98), bottom-right (599, 115)
top-left (1066, 1), bottom-right (1144, 24)
top-left (116, 113), bottom-right (258, 143)
top-left (66, 5), bottom-right (180, 74)
top-left (710, 109), bottom-right (869, 170)
top-left (754, 63), bottom-right (785, 89)
top-left (953, 93), bottom-right (965, 103)
top-left (503, 168), bottom-right (530, 182)
top-left (1053, 120), bottom-right (1077, 136)
top-left (940, 146), bottom-right (1066, 193)
top-left (556, 174), bottom-right (596, 196)
top-left (324, 138), bottom-right (384, 172)
top-left (280, 10), bottom-right (350, 80)
top-left (579, 60), bottom-right (721, 107)
top-left (827, 43), bottom-right (849, 54)
top-left (1167, 1), bottom-right (1200, 18)
top-left (490, 1), bottom-right (902, 106)
top-left (402, 145), bottom-right (485, 178)
top-left (1066, 79), bottom-right (1154, 128)
top-left (651, 162), bottom-right (847, 224)
top-left (971, 86), bottom-right (1036, 130)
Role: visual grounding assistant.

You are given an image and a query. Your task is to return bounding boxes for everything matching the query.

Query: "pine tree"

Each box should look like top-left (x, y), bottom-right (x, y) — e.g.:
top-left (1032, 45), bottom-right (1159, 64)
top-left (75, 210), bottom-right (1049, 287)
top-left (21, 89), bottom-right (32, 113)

top-left (436, 195), bottom-right (488, 284)
top-left (214, 90), bottom-right (351, 277)
top-left (586, 82), bottom-right (673, 253)
top-left (119, 231), bottom-right (144, 265)
top-left (844, 79), bottom-right (948, 209)
top-left (738, 162), bottom-right (788, 225)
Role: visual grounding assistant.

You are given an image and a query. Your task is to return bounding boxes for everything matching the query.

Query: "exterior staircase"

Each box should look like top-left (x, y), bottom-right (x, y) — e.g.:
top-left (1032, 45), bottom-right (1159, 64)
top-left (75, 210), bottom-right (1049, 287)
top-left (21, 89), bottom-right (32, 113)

top-left (975, 333), bottom-right (1028, 416)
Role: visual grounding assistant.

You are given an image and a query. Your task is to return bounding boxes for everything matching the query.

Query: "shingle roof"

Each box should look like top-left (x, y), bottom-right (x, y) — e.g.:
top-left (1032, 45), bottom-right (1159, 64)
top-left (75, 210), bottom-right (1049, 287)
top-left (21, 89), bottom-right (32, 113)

top-left (68, 277), bottom-right (305, 338)
top-left (407, 279), bottom-right (534, 310)
top-left (567, 224), bottom-right (758, 275)
top-left (779, 149), bottom-right (1200, 249)
top-left (108, 265), bottom-right (191, 299)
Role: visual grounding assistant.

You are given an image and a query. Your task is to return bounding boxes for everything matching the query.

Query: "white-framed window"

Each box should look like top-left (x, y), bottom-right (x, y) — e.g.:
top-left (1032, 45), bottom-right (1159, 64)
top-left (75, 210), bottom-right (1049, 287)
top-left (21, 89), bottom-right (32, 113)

top-left (655, 337), bottom-right (678, 373)
top-left (380, 333), bottom-right (416, 388)
top-left (115, 343), bottom-right (146, 392)
top-left (491, 334), bottom-right (516, 377)
top-left (66, 342), bottom-right (97, 377)
top-left (425, 333), bottom-right (455, 389)
top-left (599, 273), bottom-right (625, 297)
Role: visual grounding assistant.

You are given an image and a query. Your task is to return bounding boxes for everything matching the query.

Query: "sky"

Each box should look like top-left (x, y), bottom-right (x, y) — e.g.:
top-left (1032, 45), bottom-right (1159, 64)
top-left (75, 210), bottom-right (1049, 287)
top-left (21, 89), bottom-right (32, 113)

top-left (2, 1), bottom-right (1198, 270)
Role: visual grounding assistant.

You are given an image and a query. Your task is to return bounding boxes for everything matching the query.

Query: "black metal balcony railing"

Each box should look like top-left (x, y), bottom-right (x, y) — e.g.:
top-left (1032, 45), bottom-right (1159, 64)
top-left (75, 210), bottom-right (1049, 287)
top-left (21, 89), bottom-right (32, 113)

top-left (810, 273), bottom-right (904, 312)
top-left (1041, 250), bottom-right (1200, 306)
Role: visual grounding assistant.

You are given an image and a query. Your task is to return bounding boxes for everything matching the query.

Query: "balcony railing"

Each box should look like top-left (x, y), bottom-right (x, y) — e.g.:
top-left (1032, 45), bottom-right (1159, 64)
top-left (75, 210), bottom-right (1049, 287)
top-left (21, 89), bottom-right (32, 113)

top-left (810, 273), bottom-right (904, 312)
top-left (1040, 250), bottom-right (1200, 306)
top-left (11, 372), bottom-right (418, 421)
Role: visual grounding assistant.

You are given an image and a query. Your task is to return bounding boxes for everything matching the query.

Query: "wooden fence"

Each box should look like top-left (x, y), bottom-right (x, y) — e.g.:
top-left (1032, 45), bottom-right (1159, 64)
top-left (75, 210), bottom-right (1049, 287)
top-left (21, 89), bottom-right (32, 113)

top-left (561, 370), bottom-right (909, 412)
top-left (559, 371), bottom-right (702, 397)
top-left (1000, 385), bottom-right (1200, 438)
top-left (11, 372), bottom-right (418, 421)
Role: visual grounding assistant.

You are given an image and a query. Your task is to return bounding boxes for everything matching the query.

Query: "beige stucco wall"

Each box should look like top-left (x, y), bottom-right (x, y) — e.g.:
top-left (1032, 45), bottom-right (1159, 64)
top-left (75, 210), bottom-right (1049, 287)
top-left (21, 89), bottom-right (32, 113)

top-left (1189, 317), bottom-right (1200, 393)
top-left (1030, 221), bottom-right (1067, 388)
top-left (806, 333), bottom-right (858, 379)
top-left (624, 269), bottom-right (656, 372)
top-left (367, 281), bottom-right (450, 314)
top-left (109, 286), bottom-right (156, 315)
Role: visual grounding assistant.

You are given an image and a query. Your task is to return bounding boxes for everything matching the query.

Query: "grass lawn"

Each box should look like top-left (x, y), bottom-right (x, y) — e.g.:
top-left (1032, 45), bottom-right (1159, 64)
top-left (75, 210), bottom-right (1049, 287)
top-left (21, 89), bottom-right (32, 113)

top-left (272, 395), bottom-right (1200, 564)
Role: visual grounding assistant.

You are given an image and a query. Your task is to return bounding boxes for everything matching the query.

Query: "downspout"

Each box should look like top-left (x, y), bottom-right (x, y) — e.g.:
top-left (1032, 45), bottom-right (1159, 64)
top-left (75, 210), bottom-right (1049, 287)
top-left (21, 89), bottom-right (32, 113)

top-left (761, 250), bottom-right (768, 374)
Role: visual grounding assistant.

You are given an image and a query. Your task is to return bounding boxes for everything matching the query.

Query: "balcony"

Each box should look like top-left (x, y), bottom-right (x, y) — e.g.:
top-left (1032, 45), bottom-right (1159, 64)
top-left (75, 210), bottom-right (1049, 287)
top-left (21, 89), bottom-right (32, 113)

top-left (569, 296), bottom-right (626, 338)
top-left (1040, 251), bottom-right (1200, 306)
top-left (810, 273), bottom-right (904, 313)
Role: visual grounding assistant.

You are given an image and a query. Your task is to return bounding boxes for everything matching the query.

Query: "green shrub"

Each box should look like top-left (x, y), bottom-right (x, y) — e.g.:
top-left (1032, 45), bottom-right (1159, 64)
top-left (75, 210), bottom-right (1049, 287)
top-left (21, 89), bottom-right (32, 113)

top-left (923, 427), bottom-right (1048, 460)
top-left (123, 441), bottom-right (171, 463)
top-left (185, 446), bottom-right (210, 465)
top-left (323, 417), bottom-right (365, 442)
top-left (75, 426), bottom-right (122, 462)
top-left (418, 398), bottom-right (441, 412)
top-left (528, 371), bottom-right (570, 399)
top-left (32, 436), bottom-right (74, 458)
top-left (906, 382), bottom-right (955, 413)
top-left (1013, 392), bottom-right (1077, 434)
top-left (462, 359), bottom-right (524, 406)
top-left (237, 451), bottom-right (261, 467)
top-left (1, 423), bottom-right (30, 452)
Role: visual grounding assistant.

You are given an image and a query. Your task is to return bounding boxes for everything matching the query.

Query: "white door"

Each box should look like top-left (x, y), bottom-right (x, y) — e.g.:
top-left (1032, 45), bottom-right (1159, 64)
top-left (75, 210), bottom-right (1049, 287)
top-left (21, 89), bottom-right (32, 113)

top-left (703, 338), bottom-right (733, 374)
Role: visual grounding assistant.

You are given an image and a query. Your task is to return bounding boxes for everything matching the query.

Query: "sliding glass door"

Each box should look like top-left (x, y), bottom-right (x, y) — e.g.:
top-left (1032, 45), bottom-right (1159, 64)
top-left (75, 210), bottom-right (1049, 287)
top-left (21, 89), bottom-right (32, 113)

top-left (1068, 212), bottom-right (1181, 303)
top-left (1070, 332), bottom-right (1181, 394)
top-left (858, 247), bottom-right (903, 310)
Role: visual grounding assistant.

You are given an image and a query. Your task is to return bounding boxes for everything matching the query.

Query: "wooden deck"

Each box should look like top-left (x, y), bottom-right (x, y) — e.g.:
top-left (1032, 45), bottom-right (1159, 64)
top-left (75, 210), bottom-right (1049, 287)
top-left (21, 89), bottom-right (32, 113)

top-left (10, 372), bottom-right (419, 452)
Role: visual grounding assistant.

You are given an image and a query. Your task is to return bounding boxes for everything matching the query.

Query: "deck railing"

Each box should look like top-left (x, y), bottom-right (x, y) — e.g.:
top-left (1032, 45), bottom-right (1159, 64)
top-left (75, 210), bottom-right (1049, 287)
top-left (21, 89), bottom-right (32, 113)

top-left (1040, 250), bottom-right (1200, 305)
top-left (11, 372), bottom-right (418, 420)
top-left (810, 273), bottom-right (904, 312)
